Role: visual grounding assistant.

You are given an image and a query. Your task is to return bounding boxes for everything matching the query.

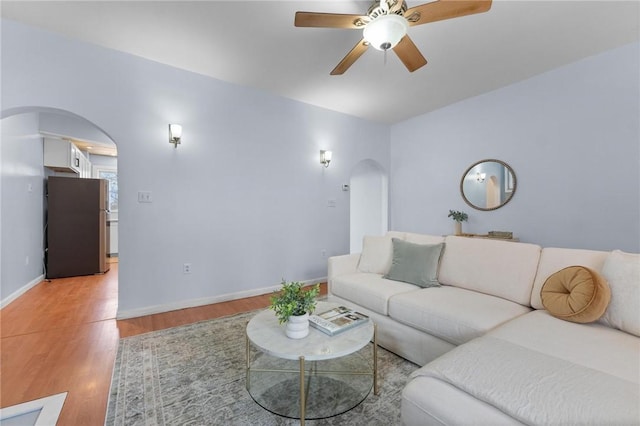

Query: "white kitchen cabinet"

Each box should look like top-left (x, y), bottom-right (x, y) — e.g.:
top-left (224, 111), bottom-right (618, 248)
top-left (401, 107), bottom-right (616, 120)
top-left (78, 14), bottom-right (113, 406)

top-left (78, 151), bottom-right (92, 178)
top-left (44, 138), bottom-right (93, 177)
top-left (84, 154), bottom-right (92, 178)
top-left (44, 138), bottom-right (81, 174)
top-left (78, 152), bottom-right (87, 177)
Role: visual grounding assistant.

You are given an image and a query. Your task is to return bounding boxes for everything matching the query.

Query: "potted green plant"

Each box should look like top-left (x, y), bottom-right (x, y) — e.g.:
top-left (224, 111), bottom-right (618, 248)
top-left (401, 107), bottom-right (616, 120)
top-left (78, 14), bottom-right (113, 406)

top-left (448, 209), bottom-right (468, 236)
top-left (270, 280), bottom-right (320, 339)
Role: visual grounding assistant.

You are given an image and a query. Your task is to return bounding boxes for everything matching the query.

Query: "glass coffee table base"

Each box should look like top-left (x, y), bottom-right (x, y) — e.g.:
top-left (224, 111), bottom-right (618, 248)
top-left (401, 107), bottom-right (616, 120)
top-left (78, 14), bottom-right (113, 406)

top-left (246, 326), bottom-right (378, 425)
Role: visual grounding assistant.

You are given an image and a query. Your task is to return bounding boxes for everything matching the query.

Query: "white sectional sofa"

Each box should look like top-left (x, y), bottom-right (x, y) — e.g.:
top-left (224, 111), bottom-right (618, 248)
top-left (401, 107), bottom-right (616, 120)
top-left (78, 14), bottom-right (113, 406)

top-left (327, 232), bottom-right (640, 425)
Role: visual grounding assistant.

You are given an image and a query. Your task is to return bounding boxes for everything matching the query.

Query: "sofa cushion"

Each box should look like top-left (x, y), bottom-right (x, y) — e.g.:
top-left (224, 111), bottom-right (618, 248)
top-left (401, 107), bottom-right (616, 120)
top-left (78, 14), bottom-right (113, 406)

top-left (439, 236), bottom-right (541, 306)
top-left (357, 236), bottom-right (394, 275)
top-left (405, 310), bottom-right (640, 425)
top-left (531, 247), bottom-right (609, 309)
top-left (330, 272), bottom-right (419, 316)
top-left (404, 233), bottom-right (445, 245)
top-left (541, 266), bottom-right (611, 323)
top-left (488, 310), bottom-right (639, 383)
top-left (388, 286), bottom-right (531, 345)
top-left (384, 239), bottom-right (444, 288)
top-left (409, 333), bottom-right (639, 426)
top-left (600, 250), bottom-right (640, 337)
top-left (386, 231), bottom-right (407, 240)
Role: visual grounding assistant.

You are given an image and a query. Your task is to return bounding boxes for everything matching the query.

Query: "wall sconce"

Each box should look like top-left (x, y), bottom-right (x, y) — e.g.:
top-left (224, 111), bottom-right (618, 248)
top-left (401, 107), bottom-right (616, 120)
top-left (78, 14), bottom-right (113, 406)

top-left (476, 172), bottom-right (486, 183)
top-left (169, 124), bottom-right (182, 148)
top-left (320, 150), bottom-right (332, 168)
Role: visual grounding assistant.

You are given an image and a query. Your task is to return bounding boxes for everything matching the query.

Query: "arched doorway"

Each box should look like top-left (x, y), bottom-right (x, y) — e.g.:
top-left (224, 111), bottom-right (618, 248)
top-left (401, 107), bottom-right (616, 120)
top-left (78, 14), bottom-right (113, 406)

top-left (486, 175), bottom-right (500, 209)
top-left (349, 160), bottom-right (388, 253)
top-left (0, 107), bottom-right (118, 306)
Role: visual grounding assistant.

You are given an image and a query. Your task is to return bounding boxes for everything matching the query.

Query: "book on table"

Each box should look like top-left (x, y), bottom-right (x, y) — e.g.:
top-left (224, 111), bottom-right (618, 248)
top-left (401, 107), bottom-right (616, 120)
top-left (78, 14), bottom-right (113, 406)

top-left (309, 306), bottom-right (369, 336)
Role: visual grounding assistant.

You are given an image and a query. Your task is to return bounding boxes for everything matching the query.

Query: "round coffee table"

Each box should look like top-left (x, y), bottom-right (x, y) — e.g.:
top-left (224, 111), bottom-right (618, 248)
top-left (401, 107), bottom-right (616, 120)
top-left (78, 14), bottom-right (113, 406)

top-left (245, 301), bottom-right (378, 425)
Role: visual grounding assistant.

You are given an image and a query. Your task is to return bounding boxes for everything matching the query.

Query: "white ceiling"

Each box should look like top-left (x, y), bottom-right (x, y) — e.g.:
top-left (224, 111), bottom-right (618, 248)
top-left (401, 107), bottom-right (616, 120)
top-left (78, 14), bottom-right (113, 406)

top-left (2, 1), bottom-right (639, 124)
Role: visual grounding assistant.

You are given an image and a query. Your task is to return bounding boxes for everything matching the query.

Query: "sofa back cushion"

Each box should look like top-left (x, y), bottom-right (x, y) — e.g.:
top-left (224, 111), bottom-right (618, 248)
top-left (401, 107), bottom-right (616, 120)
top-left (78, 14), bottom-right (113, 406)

top-left (439, 236), bottom-right (541, 306)
top-left (531, 248), bottom-right (609, 309)
top-left (386, 231), bottom-right (407, 240)
top-left (405, 233), bottom-right (446, 246)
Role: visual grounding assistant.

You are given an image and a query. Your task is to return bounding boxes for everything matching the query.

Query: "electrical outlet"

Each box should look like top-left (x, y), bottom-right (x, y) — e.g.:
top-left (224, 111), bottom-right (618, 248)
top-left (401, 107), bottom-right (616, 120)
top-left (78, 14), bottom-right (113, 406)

top-left (321, 249), bottom-right (327, 258)
top-left (183, 263), bottom-right (192, 274)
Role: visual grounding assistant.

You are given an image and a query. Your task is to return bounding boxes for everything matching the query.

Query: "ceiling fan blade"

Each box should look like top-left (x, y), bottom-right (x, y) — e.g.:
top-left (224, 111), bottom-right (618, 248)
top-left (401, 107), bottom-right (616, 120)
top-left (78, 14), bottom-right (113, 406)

top-left (393, 36), bottom-right (427, 72)
top-left (405, 0), bottom-right (492, 27)
top-left (331, 39), bottom-right (369, 75)
top-left (295, 12), bottom-right (367, 29)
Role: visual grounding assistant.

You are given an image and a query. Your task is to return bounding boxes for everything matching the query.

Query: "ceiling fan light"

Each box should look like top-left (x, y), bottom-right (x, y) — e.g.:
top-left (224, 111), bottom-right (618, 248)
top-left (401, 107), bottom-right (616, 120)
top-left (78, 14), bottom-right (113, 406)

top-left (363, 14), bottom-right (408, 51)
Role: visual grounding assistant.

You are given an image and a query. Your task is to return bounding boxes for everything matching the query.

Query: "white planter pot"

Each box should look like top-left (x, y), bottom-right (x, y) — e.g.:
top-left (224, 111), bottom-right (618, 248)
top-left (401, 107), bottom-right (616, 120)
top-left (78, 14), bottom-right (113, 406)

top-left (285, 313), bottom-right (310, 339)
top-left (454, 222), bottom-right (462, 236)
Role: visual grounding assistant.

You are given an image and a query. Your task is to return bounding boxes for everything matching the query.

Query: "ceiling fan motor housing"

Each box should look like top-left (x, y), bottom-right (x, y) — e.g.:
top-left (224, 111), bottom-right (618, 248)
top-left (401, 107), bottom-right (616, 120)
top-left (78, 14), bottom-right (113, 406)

top-left (367, 0), bottom-right (408, 19)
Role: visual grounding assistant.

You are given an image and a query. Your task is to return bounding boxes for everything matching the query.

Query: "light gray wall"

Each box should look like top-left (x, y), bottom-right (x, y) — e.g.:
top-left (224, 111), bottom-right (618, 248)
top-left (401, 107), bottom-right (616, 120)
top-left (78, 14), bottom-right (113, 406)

top-left (390, 42), bottom-right (640, 252)
top-left (1, 19), bottom-right (390, 315)
top-left (1, 113), bottom-right (45, 303)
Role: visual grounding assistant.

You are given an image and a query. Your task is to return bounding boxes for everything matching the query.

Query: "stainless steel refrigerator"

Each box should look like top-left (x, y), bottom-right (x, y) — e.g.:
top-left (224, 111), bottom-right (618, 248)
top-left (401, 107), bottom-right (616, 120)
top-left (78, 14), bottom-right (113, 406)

top-left (46, 176), bottom-right (110, 278)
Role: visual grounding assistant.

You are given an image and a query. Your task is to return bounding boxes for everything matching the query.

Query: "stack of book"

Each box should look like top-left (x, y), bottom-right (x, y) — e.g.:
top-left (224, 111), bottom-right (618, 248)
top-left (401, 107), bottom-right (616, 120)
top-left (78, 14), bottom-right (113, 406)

top-left (488, 231), bottom-right (513, 239)
top-left (309, 306), bottom-right (369, 336)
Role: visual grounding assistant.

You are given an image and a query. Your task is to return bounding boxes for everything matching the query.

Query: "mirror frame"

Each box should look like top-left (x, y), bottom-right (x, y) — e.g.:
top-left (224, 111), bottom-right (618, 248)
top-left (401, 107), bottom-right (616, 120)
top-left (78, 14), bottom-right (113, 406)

top-left (460, 159), bottom-right (517, 211)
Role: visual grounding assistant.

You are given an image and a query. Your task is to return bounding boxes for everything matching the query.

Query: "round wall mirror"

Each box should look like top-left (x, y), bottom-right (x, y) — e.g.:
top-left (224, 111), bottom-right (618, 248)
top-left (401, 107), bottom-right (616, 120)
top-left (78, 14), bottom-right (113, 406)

top-left (460, 159), bottom-right (516, 211)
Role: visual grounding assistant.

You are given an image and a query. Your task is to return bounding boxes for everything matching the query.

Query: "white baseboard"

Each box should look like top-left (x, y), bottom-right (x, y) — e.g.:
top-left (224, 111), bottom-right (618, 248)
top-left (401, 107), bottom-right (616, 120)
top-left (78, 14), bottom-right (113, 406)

top-left (0, 274), bottom-right (45, 309)
top-left (116, 277), bottom-right (326, 320)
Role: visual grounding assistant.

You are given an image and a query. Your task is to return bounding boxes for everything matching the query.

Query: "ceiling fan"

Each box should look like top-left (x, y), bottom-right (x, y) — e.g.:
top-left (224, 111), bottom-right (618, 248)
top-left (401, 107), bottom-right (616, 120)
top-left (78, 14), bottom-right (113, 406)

top-left (294, 0), bottom-right (492, 75)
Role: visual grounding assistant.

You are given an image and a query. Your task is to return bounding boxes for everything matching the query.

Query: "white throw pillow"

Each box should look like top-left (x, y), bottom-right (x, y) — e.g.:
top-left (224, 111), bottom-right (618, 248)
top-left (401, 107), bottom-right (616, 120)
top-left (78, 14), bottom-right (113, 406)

top-left (357, 235), bottom-right (394, 275)
top-left (600, 250), bottom-right (640, 337)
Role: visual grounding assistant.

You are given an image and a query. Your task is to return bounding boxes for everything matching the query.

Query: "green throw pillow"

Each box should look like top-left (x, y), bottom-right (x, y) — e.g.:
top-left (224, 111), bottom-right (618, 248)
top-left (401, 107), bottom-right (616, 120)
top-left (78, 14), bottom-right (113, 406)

top-left (384, 239), bottom-right (445, 287)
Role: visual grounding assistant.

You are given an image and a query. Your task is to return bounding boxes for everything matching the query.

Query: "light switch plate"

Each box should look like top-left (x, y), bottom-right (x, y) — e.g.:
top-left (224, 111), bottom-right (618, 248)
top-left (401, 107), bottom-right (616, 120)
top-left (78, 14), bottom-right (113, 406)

top-left (138, 191), bottom-right (152, 203)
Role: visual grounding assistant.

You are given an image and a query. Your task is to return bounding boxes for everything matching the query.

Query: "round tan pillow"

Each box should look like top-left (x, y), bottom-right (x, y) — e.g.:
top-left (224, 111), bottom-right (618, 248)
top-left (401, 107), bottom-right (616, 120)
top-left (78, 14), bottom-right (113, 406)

top-left (540, 266), bottom-right (611, 323)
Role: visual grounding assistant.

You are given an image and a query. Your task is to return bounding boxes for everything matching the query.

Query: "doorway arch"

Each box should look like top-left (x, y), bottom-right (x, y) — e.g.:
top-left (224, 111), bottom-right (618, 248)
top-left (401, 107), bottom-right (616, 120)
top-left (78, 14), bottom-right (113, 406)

top-left (486, 175), bottom-right (500, 209)
top-left (349, 159), bottom-right (388, 253)
top-left (1, 107), bottom-right (118, 306)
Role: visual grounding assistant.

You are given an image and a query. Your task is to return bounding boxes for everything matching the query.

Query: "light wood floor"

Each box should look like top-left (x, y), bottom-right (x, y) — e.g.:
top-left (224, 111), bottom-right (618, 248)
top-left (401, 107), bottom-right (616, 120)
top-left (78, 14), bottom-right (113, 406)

top-left (0, 263), bottom-right (326, 425)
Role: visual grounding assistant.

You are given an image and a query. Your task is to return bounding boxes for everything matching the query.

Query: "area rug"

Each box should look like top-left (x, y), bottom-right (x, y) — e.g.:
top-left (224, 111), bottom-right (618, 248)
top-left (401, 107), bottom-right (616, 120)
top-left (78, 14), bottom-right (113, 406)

top-left (105, 311), bottom-right (418, 425)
